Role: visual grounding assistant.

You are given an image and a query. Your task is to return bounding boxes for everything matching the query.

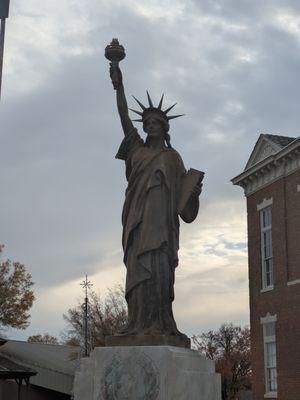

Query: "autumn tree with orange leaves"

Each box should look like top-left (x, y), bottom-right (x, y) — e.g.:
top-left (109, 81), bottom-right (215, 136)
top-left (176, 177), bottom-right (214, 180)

top-left (192, 323), bottom-right (251, 400)
top-left (0, 245), bottom-right (35, 330)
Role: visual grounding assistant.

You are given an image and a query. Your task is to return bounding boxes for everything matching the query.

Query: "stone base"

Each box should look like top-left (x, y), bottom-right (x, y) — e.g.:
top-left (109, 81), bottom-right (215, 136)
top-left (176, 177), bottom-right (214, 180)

top-left (105, 333), bottom-right (190, 348)
top-left (73, 346), bottom-right (221, 400)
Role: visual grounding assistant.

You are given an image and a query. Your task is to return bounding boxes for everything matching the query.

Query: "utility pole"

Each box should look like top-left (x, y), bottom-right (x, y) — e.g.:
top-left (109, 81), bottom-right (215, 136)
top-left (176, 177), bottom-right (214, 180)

top-left (0, 0), bottom-right (10, 100)
top-left (80, 275), bottom-right (93, 357)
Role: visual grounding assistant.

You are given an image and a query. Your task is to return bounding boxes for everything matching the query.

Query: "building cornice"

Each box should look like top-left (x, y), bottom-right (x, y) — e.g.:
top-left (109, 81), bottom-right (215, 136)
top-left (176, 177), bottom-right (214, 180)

top-left (232, 137), bottom-right (300, 196)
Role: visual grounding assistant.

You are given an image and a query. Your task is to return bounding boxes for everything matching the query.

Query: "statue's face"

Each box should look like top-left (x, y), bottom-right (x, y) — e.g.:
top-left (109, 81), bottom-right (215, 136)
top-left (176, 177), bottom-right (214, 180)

top-left (144, 117), bottom-right (165, 139)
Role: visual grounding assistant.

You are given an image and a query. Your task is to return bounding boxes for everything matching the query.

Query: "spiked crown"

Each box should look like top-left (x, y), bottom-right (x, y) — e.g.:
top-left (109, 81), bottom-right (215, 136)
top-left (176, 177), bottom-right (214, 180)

top-left (130, 91), bottom-right (184, 131)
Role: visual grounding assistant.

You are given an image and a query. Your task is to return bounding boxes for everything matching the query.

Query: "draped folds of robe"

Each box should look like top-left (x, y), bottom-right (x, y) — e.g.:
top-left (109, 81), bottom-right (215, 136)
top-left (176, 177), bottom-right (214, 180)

top-left (116, 128), bottom-right (198, 336)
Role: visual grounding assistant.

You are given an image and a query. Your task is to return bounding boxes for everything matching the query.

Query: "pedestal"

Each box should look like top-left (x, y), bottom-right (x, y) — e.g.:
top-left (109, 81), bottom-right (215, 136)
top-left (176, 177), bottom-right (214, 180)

top-left (73, 346), bottom-right (221, 400)
top-left (105, 333), bottom-right (190, 348)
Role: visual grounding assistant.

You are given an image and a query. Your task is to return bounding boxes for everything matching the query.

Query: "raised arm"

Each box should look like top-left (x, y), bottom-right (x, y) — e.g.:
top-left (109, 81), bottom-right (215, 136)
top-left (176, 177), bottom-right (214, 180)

top-left (109, 63), bottom-right (134, 136)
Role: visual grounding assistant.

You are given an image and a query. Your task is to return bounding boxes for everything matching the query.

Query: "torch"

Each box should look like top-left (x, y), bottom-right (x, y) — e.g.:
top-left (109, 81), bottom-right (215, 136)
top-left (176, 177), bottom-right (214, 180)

top-left (0, 0), bottom-right (10, 100)
top-left (105, 38), bottom-right (126, 90)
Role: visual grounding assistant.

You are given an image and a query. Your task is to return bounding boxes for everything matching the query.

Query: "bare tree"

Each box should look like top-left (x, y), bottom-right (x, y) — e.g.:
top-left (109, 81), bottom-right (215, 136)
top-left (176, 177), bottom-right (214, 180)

top-left (28, 333), bottom-right (59, 345)
top-left (62, 284), bottom-right (128, 348)
top-left (192, 323), bottom-right (251, 400)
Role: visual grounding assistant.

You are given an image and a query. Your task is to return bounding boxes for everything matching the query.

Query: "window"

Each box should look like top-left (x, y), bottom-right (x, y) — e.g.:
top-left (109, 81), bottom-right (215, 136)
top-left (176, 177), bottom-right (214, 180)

top-left (262, 320), bottom-right (278, 395)
top-left (260, 206), bottom-right (273, 289)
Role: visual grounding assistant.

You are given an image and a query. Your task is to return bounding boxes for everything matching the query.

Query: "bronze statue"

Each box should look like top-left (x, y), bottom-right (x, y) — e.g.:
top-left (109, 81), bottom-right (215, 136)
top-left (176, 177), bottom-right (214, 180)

top-left (105, 39), bottom-right (203, 348)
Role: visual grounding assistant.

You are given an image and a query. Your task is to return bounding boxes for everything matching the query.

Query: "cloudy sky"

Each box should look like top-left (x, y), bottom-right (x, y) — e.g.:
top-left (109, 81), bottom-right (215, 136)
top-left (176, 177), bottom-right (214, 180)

top-left (1, 0), bottom-right (300, 341)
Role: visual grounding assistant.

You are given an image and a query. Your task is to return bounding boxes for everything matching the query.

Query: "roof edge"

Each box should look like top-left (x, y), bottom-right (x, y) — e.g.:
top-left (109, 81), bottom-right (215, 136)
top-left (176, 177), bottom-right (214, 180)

top-left (232, 136), bottom-right (300, 186)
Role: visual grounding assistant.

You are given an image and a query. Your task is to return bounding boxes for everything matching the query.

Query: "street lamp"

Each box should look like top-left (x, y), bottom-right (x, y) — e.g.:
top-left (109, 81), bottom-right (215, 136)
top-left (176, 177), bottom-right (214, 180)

top-left (0, 0), bottom-right (10, 100)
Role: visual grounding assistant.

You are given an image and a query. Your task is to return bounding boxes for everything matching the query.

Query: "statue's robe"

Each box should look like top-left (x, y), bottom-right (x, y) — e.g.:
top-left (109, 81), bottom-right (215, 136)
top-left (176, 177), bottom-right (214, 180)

top-left (116, 128), bottom-right (199, 335)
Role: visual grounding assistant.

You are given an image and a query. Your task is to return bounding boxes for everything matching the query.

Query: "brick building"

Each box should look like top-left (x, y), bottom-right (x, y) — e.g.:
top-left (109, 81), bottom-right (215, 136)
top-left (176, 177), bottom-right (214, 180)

top-left (232, 134), bottom-right (300, 400)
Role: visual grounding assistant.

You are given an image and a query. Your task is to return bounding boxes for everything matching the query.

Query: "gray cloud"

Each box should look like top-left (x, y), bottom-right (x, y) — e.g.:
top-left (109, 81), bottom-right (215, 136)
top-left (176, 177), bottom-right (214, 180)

top-left (2, 0), bottom-right (299, 338)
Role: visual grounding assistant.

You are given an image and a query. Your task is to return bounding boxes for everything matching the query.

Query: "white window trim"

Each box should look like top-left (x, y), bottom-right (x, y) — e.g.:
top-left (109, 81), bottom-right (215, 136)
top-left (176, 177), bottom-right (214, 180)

top-left (259, 205), bottom-right (274, 290)
top-left (260, 313), bottom-right (277, 324)
top-left (261, 314), bottom-right (278, 397)
top-left (257, 197), bottom-right (273, 211)
top-left (261, 285), bottom-right (274, 293)
top-left (264, 392), bottom-right (277, 398)
top-left (297, 184), bottom-right (300, 192)
top-left (287, 278), bottom-right (300, 286)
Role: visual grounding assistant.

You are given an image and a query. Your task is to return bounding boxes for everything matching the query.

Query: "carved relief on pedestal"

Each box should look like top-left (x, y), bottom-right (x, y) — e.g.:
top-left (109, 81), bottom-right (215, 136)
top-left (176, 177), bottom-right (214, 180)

top-left (101, 349), bottom-right (160, 400)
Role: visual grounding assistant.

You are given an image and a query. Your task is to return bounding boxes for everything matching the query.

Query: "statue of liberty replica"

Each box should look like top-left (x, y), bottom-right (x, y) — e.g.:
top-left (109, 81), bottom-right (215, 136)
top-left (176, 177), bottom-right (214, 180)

top-left (105, 39), bottom-right (203, 349)
top-left (74, 39), bottom-right (221, 400)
